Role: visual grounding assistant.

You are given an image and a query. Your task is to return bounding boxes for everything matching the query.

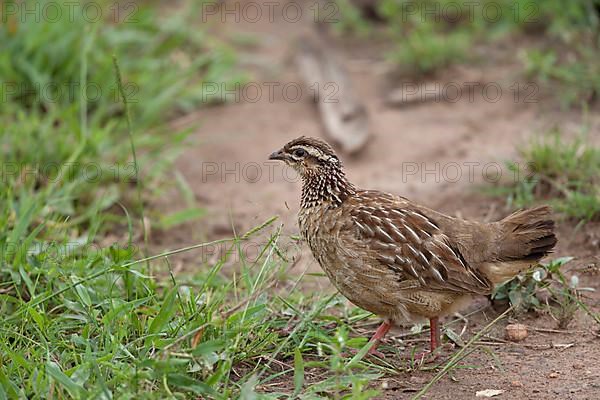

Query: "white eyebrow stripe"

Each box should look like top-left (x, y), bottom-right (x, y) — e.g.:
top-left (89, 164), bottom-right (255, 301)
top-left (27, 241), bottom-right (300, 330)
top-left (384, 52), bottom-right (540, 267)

top-left (289, 145), bottom-right (332, 162)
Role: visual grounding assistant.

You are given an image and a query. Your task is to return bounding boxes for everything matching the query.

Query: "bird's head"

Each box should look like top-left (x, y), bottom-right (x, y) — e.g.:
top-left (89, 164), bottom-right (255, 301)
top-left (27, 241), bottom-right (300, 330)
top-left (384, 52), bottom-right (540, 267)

top-left (268, 136), bottom-right (342, 178)
top-left (269, 136), bottom-right (354, 206)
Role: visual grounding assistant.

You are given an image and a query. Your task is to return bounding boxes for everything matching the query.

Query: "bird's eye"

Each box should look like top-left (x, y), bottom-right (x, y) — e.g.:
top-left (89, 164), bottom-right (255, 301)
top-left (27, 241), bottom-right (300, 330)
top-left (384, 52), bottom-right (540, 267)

top-left (293, 148), bottom-right (307, 158)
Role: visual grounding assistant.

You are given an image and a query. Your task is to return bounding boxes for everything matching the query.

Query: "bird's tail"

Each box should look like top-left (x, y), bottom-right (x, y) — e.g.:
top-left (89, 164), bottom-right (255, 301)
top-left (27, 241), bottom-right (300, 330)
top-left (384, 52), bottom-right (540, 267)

top-left (480, 206), bottom-right (557, 285)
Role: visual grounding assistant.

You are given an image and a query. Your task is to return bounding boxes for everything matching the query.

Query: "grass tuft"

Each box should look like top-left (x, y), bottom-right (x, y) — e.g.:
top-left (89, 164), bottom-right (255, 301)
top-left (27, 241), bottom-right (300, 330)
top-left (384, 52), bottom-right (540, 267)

top-left (489, 128), bottom-right (600, 222)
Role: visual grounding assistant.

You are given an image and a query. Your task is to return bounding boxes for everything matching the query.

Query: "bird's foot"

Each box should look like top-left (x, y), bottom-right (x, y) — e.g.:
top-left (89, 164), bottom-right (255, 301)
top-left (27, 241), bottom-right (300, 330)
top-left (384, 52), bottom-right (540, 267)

top-left (366, 345), bottom-right (387, 359)
top-left (412, 350), bottom-right (437, 363)
top-left (410, 343), bottom-right (454, 364)
top-left (342, 319), bottom-right (391, 359)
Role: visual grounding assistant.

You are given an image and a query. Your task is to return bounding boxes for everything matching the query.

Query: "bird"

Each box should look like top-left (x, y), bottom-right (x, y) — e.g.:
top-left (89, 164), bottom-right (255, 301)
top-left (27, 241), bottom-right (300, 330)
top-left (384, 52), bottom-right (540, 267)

top-left (269, 136), bottom-right (557, 357)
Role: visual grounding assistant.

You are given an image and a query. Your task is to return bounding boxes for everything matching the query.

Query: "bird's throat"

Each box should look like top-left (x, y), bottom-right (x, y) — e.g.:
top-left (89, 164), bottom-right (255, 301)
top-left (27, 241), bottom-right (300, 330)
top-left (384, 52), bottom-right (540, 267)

top-left (300, 167), bottom-right (355, 208)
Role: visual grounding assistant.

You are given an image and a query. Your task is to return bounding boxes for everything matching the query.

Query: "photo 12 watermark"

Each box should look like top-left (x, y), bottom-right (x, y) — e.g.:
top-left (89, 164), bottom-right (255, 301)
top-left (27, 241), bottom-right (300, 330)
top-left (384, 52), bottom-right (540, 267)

top-left (0, 162), bottom-right (139, 185)
top-left (201, 81), bottom-right (339, 104)
top-left (397, 1), bottom-right (539, 24)
top-left (0, 240), bottom-right (138, 265)
top-left (390, 81), bottom-right (539, 104)
top-left (1, 1), bottom-right (139, 24)
top-left (199, 1), bottom-right (340, 24)
top-left (1, 81), bottom-right (139, 104)
top-left (401, 161), bottom-right (536, 184)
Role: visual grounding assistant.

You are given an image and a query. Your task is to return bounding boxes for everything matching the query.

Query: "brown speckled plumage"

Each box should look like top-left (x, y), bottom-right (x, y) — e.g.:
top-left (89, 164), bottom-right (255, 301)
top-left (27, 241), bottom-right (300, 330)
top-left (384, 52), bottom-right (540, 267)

top-left (269, 136), bottom-right (556, 354)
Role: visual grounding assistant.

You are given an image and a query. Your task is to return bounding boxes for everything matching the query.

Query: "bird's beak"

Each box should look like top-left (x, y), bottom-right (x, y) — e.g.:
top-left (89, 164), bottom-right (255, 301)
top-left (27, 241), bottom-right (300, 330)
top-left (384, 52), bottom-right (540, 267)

top-left (268, 149), bottom-right (286, 161)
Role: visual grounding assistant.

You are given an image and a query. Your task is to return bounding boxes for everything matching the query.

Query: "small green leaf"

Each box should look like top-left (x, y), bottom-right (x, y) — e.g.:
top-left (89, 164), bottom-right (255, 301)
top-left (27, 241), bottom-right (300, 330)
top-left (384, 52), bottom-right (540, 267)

top-left (71, 277), bottom-right (92, 307)
top-left (19, 267), bottom-right (35, 298)
top-left (191, 339), bottom-right (225, 356)
top-left (167, 374), bottom-right (218, 397)
top-left (293, 348), bottom-right (305, 396)
top-left (148, 287), bottom-right (177, 335)
top-left (102, 296), bottom-right (151, 324)
top-left (46, 362), bottom-right (86, 399)
top-left (508, 288), bottom-right (523, 308)
top-left (552, 256), bottom-right (574, 267)
top-left (111, 266), bottom-right (151, 278)
top-left (226, 304), bottom-right (266, 324)
top-left (240, 375), bottom-right (259, 400)
top-left (0, 368), bottom-right (20, 400)
top-left (346, 340), bottom-right (374, 367)
top-left (27, 306), bottom-right (45, 331)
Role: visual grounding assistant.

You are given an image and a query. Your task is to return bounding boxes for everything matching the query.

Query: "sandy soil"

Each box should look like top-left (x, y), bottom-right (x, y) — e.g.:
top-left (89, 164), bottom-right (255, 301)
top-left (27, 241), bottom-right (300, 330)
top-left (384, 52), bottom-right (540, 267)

top-left (151, 1), bottom-right (600, 398)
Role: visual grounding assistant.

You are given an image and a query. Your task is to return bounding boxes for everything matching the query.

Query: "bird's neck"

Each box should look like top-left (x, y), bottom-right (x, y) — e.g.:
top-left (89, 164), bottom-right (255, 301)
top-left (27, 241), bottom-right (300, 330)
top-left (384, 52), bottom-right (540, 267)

top-left (300, 166), bottom-right (356, 209)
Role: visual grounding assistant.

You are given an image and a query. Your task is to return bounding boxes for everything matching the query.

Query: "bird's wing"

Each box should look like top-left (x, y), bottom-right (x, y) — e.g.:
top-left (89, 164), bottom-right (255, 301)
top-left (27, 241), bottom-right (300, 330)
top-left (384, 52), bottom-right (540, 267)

top-left (343, 191), bottom-right (493, 295)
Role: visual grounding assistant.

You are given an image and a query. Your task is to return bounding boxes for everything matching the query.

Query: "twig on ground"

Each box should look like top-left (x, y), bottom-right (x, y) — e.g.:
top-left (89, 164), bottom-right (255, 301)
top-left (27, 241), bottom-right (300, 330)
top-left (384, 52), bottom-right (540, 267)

top-left (526, 326), bottom-right (586, 334)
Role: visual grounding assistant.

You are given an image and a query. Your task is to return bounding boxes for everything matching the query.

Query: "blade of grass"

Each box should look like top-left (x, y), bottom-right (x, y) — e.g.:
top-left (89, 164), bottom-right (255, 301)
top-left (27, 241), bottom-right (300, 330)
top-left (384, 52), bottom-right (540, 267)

top-left (112, 54), bottom-right (149, 275)
top-left (292, 348), bottom-right (305, 397)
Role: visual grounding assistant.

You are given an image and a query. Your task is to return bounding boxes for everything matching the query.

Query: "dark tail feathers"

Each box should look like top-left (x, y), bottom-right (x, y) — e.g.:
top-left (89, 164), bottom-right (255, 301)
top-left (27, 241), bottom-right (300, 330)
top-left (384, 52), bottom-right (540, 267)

top-left (498, 205), bottom-right (557, 262)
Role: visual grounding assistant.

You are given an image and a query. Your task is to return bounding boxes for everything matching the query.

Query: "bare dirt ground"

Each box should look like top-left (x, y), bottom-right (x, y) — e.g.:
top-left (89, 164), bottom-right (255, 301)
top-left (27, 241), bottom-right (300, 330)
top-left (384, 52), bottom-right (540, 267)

top-left (152, 2), bottom-right (600, 398)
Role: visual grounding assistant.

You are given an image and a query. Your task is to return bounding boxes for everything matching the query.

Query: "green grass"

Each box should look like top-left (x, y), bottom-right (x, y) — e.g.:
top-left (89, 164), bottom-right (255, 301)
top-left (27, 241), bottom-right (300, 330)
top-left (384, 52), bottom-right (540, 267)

top-left (2, 1), bottom-right (599, 398)
top-left (0, 0), bottom-right (242, 237)
top-left (489, 128), bottom-right (600, 222)
top-left (333, 0), bottom-right (599, 104)
top-left (362, 0), bottom-right (543, 76)
top-left (0, 218), bottom-right (392, 398)
top-left (0, 1), bottom-right (249, 397)
top-left (524, 0), bottom-right (600, 107)
top-left (523, 46), bottom-right (600, 108)
top-left (493, 256), bottom-right (600, 329)
top-left (0, 2), bottom-right (393, 396)
top-left (0, 0), bottom-right (242, 128)
top-left (330, 0), bottom-right (373, 37)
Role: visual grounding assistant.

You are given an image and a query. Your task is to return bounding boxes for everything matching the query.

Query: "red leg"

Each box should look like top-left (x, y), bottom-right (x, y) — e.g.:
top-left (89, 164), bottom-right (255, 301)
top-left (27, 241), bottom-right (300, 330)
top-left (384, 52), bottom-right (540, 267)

top-left (411, 318), bottom-right (442, 362)
top-left (367, 320), bottom-right (391, 354)
top-left (429, 317), bottom-right (441, 352)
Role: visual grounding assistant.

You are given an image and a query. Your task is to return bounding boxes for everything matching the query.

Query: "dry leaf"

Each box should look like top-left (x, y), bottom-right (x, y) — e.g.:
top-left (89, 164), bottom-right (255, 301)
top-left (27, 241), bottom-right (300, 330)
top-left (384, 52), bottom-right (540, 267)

top-left (476, 389), bottom-right (505, 397)
top-left (191, 327), bottom-right (205, 348)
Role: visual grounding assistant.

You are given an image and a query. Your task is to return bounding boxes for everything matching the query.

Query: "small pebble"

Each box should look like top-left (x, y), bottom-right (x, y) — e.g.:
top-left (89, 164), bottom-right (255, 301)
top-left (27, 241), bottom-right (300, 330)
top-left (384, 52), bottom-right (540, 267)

top-left (548, 372), bottom-right (559, 378)
top-left (511, 380), bottom-right (523, 387)
top-left (505, 323), bottom-right (528, 342)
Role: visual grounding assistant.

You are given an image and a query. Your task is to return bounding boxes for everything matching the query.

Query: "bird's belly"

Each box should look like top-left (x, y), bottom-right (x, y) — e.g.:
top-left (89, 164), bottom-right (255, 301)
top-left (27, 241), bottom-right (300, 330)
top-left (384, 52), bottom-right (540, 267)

top-left (322, 257), bottom-right (395, 314)
top-left (308, 237), bottom-right (403, 318)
